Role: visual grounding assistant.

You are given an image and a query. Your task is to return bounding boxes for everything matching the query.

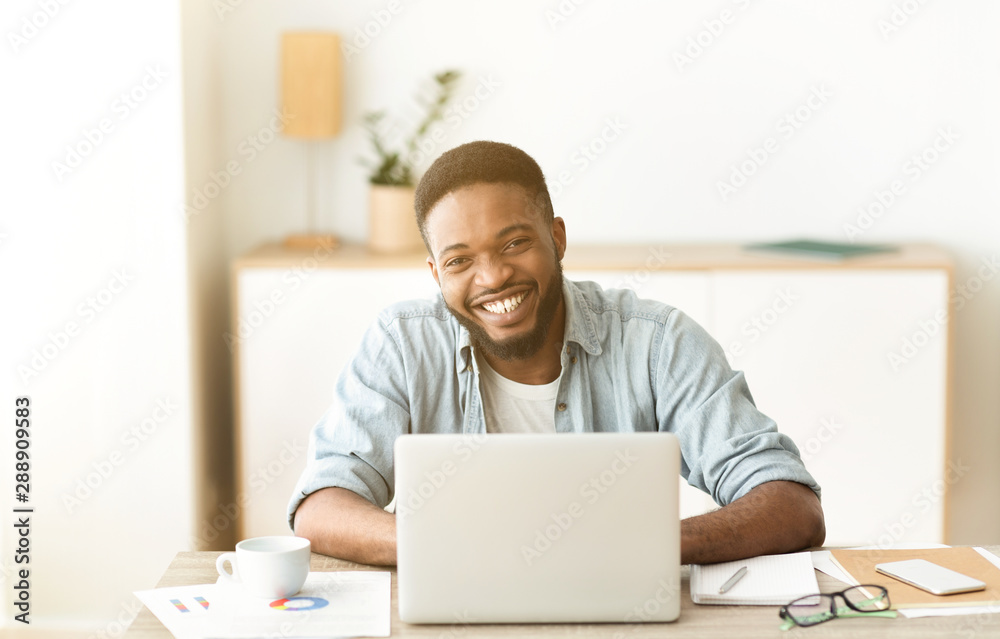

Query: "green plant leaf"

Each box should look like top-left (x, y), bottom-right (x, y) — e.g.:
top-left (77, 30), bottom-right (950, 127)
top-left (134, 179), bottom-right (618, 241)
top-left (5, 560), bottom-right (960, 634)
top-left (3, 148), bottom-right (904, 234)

top-left (358, 69), bottom-right (463, 185)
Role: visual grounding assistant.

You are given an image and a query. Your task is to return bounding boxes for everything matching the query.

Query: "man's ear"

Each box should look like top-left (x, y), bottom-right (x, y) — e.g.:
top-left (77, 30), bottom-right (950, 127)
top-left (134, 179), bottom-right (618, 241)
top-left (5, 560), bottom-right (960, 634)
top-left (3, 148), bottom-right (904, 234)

top-left (551, 216), bottom-right (567, 261)
top-left (427, 256), bottom-right (440, 286)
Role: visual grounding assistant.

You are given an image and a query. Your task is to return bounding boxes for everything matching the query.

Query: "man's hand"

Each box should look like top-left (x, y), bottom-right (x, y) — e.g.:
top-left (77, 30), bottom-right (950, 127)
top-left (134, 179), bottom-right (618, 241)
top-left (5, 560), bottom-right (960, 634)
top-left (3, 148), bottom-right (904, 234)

top-left (293, 487), bottom-right (397, 566)
top-left (295, 481), bottom-right (822, 567)
top-left (681, 480), bottom-right (825, 565)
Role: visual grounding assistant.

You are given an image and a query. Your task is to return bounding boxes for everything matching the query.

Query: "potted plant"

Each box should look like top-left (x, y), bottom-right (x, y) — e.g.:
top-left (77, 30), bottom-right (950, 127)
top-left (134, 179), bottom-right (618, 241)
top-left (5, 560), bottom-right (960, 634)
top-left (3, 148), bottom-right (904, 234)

top-left (360, 70), bottom-right (461, 253)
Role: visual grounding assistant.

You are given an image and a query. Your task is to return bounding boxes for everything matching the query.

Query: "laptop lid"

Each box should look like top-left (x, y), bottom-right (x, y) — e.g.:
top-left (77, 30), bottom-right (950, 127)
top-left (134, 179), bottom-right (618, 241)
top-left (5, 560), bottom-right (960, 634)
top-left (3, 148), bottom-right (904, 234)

top-left (395, 432), bottom-right (680, 624)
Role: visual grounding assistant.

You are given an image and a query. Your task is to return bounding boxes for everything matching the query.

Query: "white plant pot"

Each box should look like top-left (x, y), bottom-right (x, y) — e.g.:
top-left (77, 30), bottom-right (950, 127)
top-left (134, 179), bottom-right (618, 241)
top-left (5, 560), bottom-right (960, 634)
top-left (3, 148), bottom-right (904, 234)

top-left (368, 184), bottom-right (425, 254)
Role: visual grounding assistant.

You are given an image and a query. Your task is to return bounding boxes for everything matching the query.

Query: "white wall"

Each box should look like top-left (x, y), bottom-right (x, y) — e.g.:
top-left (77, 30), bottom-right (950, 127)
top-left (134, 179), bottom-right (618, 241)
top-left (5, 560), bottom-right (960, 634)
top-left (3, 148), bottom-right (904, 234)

top-left (181, 0), bottom-right (238, 556)
top-left (210, 0), bottom-right (999, 544)
top-left (1, 0), bottom-right (192, 633)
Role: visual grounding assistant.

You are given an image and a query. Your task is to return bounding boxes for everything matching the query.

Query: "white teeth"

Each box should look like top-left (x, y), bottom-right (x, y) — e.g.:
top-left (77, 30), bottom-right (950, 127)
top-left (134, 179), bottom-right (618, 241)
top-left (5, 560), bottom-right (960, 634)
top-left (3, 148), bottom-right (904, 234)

top-left (483, 292), bottom-right (526, 314)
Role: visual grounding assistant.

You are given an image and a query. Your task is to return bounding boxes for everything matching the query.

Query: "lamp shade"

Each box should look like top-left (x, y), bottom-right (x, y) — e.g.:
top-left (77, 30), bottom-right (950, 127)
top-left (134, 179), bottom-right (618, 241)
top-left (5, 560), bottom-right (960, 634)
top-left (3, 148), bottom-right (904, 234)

top-left (281, 32), bottom-right (342, 138)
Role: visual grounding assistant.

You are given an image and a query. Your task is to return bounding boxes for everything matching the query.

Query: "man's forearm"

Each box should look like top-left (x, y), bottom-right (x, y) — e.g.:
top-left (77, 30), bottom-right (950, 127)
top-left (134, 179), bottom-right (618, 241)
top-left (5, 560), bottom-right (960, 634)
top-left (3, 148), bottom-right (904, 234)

top-left (292, 487), bottom-right (397, 566)
top-left (681, 480), bottom-right (825, 565)
top-left (293, 482), bottom-right (820, 567)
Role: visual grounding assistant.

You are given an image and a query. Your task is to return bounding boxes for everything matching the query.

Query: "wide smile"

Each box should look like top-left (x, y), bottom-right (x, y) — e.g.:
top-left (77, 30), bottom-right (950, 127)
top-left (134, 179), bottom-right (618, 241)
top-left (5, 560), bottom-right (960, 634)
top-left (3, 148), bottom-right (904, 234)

top-left (473, 289), bottom-right (534, 327)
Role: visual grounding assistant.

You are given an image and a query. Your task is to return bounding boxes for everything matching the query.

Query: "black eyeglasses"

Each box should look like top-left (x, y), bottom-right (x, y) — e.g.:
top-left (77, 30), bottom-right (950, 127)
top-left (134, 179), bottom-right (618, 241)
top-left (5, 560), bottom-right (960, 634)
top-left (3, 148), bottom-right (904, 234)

top-left (779, 585), bottom-right (893, 628)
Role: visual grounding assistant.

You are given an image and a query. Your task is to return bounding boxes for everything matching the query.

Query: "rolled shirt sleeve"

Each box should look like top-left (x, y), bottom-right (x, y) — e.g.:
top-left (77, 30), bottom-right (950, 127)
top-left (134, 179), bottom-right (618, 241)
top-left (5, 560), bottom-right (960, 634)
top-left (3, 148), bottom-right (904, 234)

top-left (287, 315), bottom-right (410, 530)
top-left (654, 308), bottom-right (821, 505)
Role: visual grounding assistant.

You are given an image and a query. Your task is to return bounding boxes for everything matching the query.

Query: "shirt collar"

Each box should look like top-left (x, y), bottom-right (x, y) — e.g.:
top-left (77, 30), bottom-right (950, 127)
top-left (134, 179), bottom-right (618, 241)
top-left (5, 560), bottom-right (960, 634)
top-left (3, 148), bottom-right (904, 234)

top-left (562, 276), bottom-right (603, 356)
top-left (455, 276), bottom-right (603, 374)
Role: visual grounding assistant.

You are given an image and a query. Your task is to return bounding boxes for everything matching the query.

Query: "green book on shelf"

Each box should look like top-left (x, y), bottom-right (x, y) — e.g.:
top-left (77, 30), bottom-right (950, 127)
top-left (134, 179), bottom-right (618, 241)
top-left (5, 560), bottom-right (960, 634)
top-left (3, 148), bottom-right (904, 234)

top-left (745, 239), bottom-right (899, 260)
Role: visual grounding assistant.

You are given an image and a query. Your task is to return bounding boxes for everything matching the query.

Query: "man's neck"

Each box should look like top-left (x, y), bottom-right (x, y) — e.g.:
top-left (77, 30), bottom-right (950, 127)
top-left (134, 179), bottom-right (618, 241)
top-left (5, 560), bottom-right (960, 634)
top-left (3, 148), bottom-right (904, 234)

top-left (480, 300), bottom-right (566, 385)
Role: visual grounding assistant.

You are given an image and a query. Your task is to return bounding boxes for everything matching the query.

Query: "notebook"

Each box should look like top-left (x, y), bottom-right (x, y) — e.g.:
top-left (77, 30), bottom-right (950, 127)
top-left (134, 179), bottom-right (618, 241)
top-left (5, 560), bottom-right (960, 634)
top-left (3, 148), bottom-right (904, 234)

top-left (690, 552), bottom-right (819, 605)
top-left (829, 547), bottom-right (1000, 609)
top-left (744, 239), bottom-right (898, 261)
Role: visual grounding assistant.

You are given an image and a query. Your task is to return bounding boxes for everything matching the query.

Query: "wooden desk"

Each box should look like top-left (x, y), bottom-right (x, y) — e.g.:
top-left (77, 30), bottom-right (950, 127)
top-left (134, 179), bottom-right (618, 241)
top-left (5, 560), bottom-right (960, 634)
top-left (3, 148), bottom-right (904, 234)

top-left (125, 549), bottom-right (1000, 638)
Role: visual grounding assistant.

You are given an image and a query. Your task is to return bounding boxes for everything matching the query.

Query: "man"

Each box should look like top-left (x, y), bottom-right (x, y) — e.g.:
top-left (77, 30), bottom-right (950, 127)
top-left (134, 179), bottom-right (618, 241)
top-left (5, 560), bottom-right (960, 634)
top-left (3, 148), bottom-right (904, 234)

top-left (289, 141), bottom-right (825, 566)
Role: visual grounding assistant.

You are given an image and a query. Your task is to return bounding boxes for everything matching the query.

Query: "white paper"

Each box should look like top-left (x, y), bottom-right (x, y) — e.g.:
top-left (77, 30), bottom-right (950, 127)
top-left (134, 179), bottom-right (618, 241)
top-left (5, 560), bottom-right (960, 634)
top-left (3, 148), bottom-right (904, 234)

top-left (691, 551), bottom-right (818, 605)
top-left (220, 571), bottom-right (390, 637)
top-left (810, 550), bottom-right (851, 583)
top-left (135, 571), bottom-right (391, 638)
top-left (133, 583), bottom-right (231, 639)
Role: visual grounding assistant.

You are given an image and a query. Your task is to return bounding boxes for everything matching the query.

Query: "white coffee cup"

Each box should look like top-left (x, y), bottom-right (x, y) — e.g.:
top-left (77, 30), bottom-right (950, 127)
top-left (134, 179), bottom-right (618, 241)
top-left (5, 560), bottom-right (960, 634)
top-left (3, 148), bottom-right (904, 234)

top-left (216, 536), bottom-right (311, 598)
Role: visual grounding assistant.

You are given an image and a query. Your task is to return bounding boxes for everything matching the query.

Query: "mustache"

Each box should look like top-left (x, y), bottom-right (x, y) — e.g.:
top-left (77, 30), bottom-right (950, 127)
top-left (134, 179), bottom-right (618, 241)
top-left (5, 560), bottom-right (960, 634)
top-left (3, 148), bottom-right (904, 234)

top-left (466, 281), bottom-right (537, 308)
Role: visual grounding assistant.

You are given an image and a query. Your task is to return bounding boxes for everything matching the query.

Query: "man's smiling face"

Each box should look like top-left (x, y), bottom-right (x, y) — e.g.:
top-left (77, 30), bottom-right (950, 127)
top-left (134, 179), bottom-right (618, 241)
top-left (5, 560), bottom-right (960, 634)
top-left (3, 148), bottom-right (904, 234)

top-left (425, 182), bottom-right (566, 362)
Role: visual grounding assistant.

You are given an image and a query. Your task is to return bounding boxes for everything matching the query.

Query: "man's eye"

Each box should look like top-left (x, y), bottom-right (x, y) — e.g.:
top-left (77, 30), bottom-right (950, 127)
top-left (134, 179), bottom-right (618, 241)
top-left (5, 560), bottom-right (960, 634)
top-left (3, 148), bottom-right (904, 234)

top-left (446, 258), bottom-right (468, 268)
top-left (507, 238), bottom-right (528, 250)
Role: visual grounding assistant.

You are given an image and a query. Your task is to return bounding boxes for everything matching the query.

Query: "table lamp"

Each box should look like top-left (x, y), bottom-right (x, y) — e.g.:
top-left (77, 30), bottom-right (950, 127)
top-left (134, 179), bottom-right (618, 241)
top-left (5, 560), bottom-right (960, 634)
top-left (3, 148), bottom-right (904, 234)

top-left (281, 31), bottom-right (342, 250)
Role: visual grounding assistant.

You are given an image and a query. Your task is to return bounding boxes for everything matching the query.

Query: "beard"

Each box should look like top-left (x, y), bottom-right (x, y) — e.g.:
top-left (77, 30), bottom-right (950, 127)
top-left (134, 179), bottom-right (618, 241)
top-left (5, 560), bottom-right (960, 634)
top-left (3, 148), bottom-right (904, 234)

top-left (446, 259), bottom-right (564, 362)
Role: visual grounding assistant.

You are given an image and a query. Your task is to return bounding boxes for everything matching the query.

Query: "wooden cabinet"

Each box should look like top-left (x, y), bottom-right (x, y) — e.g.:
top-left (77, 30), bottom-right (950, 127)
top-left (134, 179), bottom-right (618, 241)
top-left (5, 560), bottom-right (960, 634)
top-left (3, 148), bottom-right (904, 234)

top-left (232, 243), bottom-right (952, 546)
top-left (711, 269), bottom-right (950, 545)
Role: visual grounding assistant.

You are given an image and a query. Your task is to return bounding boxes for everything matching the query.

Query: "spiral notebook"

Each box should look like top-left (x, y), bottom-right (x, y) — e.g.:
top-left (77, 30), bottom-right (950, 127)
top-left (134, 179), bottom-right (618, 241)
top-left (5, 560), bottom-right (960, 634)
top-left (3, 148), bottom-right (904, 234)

top-left (690, 552), bottom-right (819, 605)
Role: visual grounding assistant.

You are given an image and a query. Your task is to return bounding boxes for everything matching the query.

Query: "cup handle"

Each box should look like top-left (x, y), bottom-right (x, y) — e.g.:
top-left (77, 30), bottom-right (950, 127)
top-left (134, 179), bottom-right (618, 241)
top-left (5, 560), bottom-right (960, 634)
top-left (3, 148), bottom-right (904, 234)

top-left (216, 552), bottom-right (240, 585)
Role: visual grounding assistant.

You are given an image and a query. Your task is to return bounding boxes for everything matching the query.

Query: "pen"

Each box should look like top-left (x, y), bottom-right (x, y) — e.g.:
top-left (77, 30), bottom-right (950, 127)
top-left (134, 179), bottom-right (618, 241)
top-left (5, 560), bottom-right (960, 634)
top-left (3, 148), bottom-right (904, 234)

top-left (718, 565), bottom-right (748, 594)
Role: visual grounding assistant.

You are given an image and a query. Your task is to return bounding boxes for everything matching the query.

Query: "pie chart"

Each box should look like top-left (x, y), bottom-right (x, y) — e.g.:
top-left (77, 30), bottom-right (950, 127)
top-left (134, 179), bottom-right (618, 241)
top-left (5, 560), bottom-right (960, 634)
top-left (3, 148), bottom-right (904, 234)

top-left (269, 596), bottom-right (329, 611)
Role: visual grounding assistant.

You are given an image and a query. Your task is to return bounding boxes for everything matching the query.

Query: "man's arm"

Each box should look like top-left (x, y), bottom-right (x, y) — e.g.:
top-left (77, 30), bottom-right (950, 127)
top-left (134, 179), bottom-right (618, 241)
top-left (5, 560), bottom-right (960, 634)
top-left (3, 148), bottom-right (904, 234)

top-left (681, 480), bottom-right (825, 565)
top-left (287, 312), bottom-right (415, 566)
top-left (293, 487), bottom-right (397, 566)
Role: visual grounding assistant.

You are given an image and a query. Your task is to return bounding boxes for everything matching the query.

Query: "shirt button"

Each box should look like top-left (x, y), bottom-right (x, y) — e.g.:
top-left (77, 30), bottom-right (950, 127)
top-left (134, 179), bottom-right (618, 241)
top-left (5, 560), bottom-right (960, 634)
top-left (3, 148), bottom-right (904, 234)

top-left (570, 356), bottom-right (578, 364)
top-left (466, 365), bottom-right (473, 372)
top-left (557, 402), bottom-right (567, 412)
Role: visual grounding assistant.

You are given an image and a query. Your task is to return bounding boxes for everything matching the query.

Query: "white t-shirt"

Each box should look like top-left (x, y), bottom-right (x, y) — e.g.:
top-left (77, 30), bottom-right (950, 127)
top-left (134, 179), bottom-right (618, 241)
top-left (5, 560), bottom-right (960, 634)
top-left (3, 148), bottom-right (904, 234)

top-left (474, 348), bottom-right (559, 434)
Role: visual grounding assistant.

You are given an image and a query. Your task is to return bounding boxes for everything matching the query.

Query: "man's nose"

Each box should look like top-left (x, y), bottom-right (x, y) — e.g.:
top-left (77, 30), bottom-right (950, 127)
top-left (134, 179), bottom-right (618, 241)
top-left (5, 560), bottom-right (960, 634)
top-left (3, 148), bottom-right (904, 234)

top-left (474, 258), bottom-right (514, 291)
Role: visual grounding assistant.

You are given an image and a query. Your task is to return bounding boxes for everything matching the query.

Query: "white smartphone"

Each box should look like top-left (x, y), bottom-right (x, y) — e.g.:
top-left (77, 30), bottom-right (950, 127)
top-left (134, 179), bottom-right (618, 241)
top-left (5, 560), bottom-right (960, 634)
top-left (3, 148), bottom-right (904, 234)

top-left (875, 559), bottom-right (986, 595)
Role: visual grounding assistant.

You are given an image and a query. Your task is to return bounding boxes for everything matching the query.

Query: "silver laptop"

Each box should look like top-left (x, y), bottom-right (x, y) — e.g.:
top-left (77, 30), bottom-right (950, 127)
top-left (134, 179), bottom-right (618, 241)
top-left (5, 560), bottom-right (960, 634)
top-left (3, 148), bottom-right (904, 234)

top-left (394, 432), bottom-right (680, 624)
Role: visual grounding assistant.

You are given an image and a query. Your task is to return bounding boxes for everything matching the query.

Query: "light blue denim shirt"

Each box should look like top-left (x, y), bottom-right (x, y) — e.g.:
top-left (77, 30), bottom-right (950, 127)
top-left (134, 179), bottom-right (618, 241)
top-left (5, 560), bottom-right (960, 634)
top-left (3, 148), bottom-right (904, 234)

top-left (287, 277), bottom-right (820, 529)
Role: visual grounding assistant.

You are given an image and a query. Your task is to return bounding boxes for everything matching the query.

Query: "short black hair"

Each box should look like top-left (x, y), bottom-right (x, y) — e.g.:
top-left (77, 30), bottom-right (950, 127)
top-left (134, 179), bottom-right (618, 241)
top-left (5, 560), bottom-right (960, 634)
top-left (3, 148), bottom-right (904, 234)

top-left (414, 140), bottom-right (554, 250)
